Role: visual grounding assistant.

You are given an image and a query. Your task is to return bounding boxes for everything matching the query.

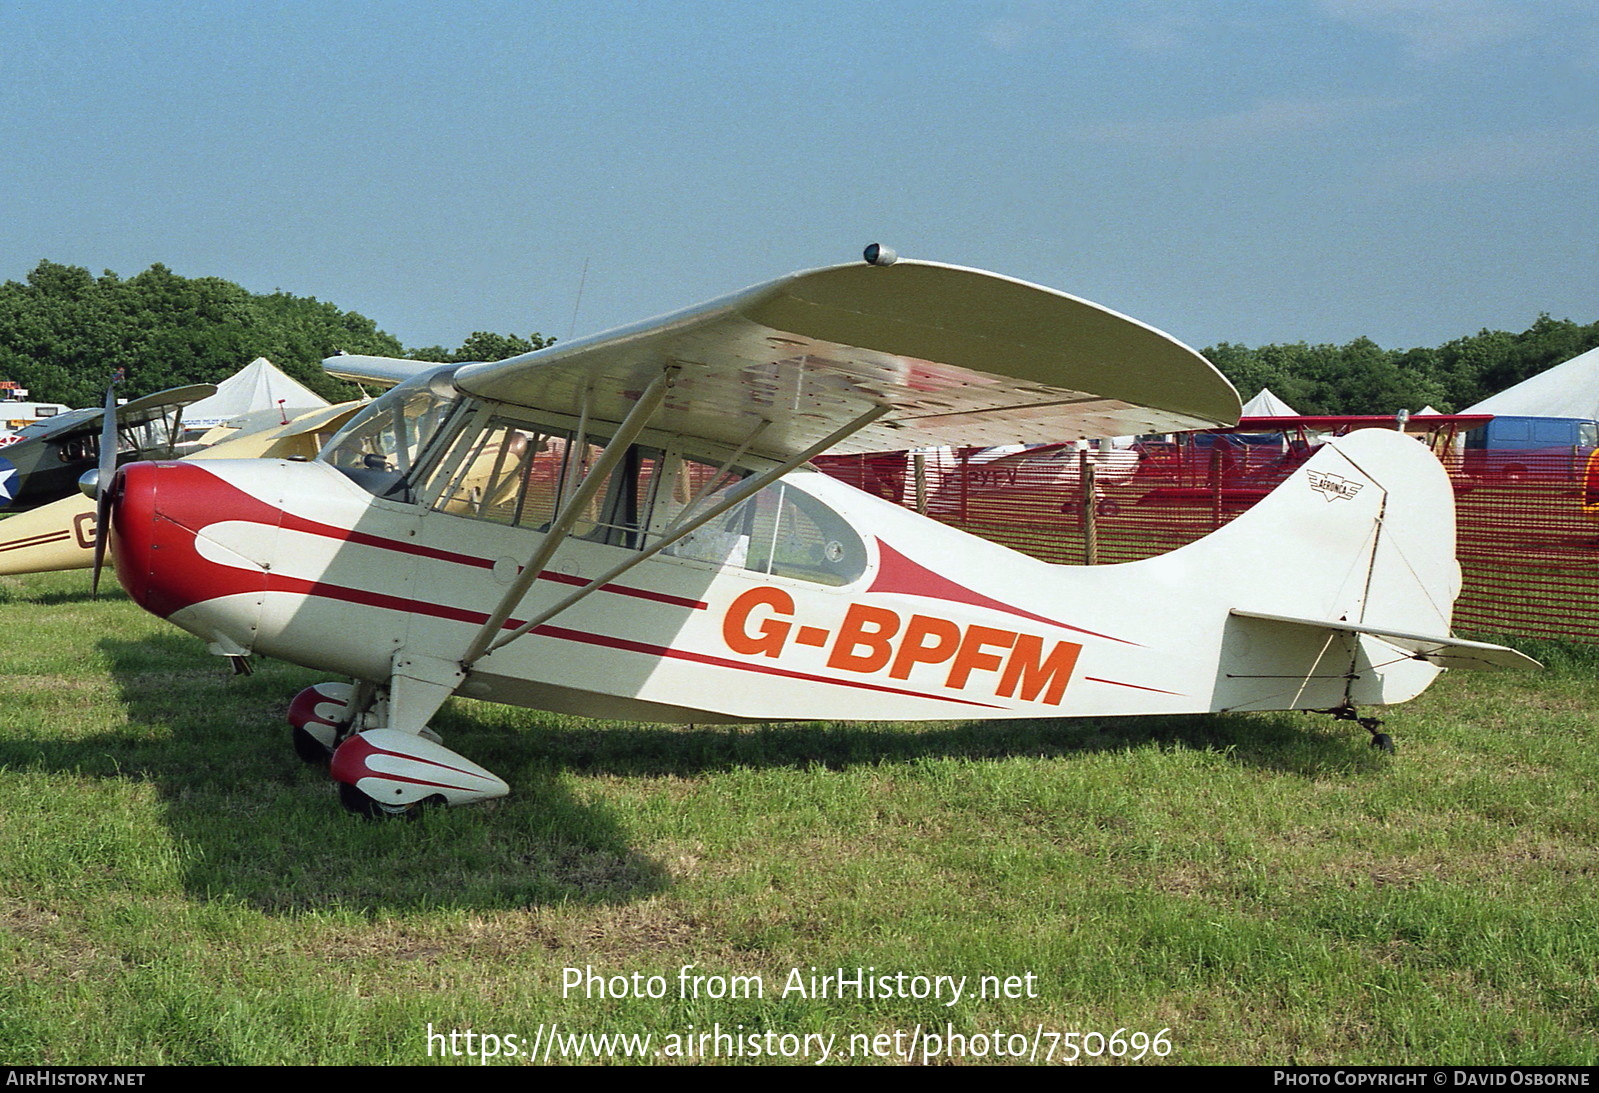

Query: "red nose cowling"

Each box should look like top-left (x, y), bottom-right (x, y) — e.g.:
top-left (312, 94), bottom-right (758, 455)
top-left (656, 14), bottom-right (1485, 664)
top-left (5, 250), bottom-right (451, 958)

top-left (110, 461), bottom-right (272, 619)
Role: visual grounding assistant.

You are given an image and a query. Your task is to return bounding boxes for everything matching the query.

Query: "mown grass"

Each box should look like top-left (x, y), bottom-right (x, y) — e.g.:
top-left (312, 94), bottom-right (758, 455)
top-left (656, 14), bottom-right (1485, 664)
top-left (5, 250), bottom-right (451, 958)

top-left (0, 570), bottom-right (1595, 1065)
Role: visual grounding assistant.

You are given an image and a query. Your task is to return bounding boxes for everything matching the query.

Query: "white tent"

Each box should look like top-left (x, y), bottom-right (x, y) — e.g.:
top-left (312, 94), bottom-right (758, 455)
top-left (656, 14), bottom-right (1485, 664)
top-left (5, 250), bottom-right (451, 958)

top-left (1462, 345), bottom-right (1599, 420)
top-left (182, 357), bottom-right (329, 430)
top-left (1240, 387), bottom-right (1299, 417)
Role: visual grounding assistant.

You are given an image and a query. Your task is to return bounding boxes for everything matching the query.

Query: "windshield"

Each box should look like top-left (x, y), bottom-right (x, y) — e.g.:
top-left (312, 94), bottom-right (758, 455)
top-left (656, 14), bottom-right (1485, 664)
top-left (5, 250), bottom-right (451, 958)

top-left (320, 366), bottom-right (462, 501)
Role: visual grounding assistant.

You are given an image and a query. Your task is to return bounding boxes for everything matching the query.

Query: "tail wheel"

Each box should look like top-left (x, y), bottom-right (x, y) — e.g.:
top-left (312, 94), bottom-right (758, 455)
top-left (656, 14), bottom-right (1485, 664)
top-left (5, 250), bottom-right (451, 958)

top-left (337, 782), bottom-right (443, 821)
top-left (1360, 717), bottom-right (1394, 754)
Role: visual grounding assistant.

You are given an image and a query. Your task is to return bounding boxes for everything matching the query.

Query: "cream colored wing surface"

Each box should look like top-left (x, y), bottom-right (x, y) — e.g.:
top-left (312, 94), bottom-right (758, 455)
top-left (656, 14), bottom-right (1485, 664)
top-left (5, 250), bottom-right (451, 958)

top-left (116, 384), bottom-right (220, 421)
top-left (322, 355), bottom-right (441, 390)
top-left (193, 401), bottom-right (367, 456)
top-left (27, 384), bottom-right (221, 441)
top-left (447, 260), bottom-right (1241, 459)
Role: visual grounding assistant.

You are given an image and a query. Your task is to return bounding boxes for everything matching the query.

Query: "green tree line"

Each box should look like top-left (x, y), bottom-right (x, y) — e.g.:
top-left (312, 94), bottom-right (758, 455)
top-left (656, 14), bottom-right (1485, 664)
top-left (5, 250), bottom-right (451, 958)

top-left (0, 261), bottom-right (552, 408)
top-left (1206, 313), bottom-right (1599, 415)
top-left (0, 259), bottom-right (1592, 415)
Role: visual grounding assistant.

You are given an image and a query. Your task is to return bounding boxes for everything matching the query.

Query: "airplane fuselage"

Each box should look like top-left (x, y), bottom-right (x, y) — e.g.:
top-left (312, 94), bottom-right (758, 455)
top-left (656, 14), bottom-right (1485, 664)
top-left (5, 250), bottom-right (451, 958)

top-left (108, 419), bottom-right (1446, 726)
top-left (93, 259), bottom-right (1515, 815)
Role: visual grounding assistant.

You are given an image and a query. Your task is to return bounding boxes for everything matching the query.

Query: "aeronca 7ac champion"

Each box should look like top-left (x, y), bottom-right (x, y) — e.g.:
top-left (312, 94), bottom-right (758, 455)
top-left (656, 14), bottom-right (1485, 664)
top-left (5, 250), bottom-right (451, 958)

top-left (93, 247), bottom-right (1535, 817)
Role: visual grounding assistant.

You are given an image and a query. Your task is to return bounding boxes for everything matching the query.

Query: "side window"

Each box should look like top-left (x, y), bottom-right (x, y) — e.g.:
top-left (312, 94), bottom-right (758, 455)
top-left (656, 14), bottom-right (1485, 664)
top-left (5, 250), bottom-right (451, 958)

top-left (422, 423), bottom-right (865, 587)
top-left (431, 419), bottom-right (571, 529)
top-left (741, 482), bottom-right (867, 586)
top-left (662, 458), bottom-right (865, 587)
top-left (580, 443), bottom-right (665, 548)
top-left (116, 418), bottom-right (162, 455)
top-left (429, 422), bottom-right (663, 544)
top-left (658, 459), bottom-right (752, 567)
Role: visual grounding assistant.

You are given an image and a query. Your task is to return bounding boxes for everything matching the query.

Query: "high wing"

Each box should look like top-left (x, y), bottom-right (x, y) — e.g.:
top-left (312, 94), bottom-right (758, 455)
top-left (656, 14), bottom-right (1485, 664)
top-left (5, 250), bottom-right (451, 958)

top-left (21, 384), bottom-right (219, 442)
top-left (325, 260), bottom-right (1240, 457)
top-left (323, 355), bottom-right (431, 391)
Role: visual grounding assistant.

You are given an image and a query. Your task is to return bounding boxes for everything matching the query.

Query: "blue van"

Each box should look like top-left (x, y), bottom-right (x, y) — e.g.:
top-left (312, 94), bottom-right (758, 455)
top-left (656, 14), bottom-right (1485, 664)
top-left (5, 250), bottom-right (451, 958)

top-left (1463, 416), bottom-right (1599, 479)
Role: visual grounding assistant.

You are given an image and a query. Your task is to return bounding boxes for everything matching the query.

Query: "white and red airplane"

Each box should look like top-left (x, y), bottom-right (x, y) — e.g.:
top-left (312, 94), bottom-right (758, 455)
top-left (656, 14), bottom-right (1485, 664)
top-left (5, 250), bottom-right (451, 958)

top-left (96, 250), bottom-right (1535, 817)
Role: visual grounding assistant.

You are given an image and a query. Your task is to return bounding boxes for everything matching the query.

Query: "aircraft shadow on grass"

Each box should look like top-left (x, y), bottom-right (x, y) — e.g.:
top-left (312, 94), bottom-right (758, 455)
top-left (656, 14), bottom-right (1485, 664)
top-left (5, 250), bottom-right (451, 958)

top-left (3, 630), bottom-right (1385, 915)
top-left (0, 584), bottom-right (104, 608)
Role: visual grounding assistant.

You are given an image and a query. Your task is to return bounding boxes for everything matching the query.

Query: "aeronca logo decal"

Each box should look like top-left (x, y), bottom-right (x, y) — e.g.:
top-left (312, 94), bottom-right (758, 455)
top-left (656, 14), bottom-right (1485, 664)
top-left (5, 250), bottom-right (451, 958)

top-left (721, 586), bottom-right (1084, 707)
top-left (1306, 469), bottom-right (1364, 502)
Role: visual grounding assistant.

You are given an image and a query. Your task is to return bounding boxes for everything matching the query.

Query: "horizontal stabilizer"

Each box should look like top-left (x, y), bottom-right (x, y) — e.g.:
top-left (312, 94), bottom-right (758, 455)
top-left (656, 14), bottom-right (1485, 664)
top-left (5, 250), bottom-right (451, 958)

top-left (1229, 610), bottom-right (1540, 671)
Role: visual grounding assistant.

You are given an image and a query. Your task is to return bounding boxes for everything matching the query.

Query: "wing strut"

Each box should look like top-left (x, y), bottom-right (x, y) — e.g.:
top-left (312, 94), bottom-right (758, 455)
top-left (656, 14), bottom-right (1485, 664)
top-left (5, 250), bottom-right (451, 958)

top-left (459, 366), bottom-right (680, 666)
top-left (560, 382), bottom-right (591, 507)
top-left (663, 418), bottom-right (772, 534)
top-left (467, 402), bottom-right (890, 667)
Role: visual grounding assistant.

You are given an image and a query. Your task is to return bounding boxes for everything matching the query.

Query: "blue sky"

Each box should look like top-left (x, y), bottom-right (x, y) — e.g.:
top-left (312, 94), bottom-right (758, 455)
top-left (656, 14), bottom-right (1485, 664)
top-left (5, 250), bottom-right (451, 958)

top-left (2, 0), bottom-right (1595, 356)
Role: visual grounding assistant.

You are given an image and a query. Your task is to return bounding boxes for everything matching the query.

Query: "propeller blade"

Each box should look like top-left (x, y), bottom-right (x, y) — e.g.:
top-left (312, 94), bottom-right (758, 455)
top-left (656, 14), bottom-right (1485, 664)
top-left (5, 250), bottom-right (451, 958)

top-left (90, 380), bottom-right (119, 595)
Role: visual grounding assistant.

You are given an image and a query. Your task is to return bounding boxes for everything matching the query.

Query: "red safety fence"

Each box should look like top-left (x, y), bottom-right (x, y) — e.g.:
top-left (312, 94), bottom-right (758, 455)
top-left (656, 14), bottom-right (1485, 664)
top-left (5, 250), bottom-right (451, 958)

top-left (815, 443), bottom-right (1599, 644)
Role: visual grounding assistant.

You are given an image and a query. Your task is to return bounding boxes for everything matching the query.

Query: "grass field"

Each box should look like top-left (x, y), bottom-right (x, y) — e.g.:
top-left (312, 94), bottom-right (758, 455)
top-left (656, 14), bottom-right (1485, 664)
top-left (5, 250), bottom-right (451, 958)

top-left (1, 570), bottom-right (1595, 1066)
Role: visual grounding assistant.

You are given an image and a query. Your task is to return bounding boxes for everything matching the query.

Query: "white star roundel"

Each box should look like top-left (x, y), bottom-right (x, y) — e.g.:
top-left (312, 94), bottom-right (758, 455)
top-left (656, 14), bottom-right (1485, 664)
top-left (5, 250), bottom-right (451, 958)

top-left (0, 458), bottom-right (16, 508)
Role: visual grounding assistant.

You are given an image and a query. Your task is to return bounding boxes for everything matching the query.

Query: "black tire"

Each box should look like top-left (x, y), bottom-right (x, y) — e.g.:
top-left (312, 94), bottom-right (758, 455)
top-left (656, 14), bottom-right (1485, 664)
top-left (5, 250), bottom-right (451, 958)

top-left (337, 781), bottom-right (441, 820)
top-left (291, 725), bottom-right (334, 766)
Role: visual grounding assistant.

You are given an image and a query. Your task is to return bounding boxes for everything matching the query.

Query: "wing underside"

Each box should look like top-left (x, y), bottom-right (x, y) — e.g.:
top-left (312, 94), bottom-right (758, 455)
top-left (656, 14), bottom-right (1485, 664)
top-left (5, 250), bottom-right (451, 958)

top-left (389, 260), bottom-right (1245, 459)
top-left (28, 384), bottom-right (220, 441)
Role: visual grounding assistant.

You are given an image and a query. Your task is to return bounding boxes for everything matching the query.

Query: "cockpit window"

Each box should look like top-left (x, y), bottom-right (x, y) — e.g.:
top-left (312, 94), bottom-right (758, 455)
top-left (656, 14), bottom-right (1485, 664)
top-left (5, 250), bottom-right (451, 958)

top-left (663, 465), bottom-right (866, 586)
top-left (413, 407), bottom-right (866, 585)
top-left (429, 417), bottom-right (572, 529)
top-left (321, 368), bottom-right (462, 502)
top-left (53, 418), bottom-right (165, 464)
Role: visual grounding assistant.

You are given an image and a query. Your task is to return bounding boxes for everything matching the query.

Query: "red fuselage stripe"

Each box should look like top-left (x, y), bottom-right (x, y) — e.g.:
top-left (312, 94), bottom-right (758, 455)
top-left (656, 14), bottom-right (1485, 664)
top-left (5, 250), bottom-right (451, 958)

top-left (268, 510), bottom-right (706, 610)
top-left (247, 574), bottom-right (1003, 711)
top-left (531, 623), bottom-right (1008, 710)
top-left (870, 539), bottom-right (1136, 646)
top-left (535, 569), bottom-right (707, 610)
top-left (1083, 676), bottom-right (1184, 695)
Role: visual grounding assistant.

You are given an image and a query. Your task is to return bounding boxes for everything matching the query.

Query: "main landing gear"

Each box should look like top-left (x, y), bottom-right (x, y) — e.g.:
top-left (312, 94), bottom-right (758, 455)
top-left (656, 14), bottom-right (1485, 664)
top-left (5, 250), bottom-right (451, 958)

top-left (287, 681), bottom-right (510, 818)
